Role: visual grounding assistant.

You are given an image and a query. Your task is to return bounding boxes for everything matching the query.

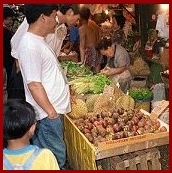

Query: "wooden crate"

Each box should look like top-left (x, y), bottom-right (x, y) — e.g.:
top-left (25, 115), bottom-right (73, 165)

top-left (97, 148), bottom-right (161, 170)
top-left (64, 113), bottom-right (169, 170)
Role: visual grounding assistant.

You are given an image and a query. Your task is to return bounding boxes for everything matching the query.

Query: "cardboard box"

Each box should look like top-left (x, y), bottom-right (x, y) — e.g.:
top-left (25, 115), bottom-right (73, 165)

top-left (150, 100), bottom-right (169, 119)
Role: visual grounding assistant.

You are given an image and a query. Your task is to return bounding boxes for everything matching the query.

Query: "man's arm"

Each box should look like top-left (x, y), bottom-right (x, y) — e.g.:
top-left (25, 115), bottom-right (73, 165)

top-left (28, 82), bottom-right (58, 119)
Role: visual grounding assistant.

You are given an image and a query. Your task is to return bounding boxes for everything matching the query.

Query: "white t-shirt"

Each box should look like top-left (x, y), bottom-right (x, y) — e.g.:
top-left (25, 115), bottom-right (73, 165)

top-left (17, 32), bottom-right (71, 120)
top-left (11, 18), bottom-right (28, 59)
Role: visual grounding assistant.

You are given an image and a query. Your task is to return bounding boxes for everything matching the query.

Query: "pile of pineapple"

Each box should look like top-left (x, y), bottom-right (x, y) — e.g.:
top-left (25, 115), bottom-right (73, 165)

top-left (68, 84), bottom-right (135, 119)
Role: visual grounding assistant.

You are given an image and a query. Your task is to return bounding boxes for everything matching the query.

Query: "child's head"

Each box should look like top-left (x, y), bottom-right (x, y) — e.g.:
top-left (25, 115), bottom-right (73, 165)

top-left (4, 99), bottom-right (36, 141)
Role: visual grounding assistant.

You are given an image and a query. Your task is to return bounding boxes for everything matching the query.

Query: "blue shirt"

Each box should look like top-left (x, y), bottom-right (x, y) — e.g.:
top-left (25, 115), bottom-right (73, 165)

top-left (69, 26), bottom-right (79, 43)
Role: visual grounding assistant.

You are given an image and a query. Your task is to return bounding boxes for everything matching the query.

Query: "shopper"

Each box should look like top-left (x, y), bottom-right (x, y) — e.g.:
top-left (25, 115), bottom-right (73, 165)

top-left (45, 4), bottom-right (80, 57)
top-left (61, 24), bottom-right (80, 56)
top-left (96, 37), bottom-right (132, 93)
top-left (79, 6), bottom-right (102, 73)
top-left (3, 99), bottom-right (59, 170)
top-left (15, 5), bottom-right (71, 169)
top-left (3, 7), bottom-right (15, 97)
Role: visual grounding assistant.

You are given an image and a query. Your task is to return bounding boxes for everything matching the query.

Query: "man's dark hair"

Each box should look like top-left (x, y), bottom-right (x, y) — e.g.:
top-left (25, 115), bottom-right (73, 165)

top-left (3, 7), bottom-right (15, 19)
top-left (59, 4), bottom-right (72, 14)
top-left (24, 4), bottom-right (59, 24)
top-left (79, 6), bottom-right (90, 20)
top-left (96, 37), bottom-right (113, 52)
top-left (59, 4), bottom-right (79, 15)
top-left (4, 99), bottom-right (36, 140)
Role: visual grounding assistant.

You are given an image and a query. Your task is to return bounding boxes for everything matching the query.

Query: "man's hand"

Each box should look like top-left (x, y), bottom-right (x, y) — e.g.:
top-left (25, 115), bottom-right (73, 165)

top-left (47, 110), bottom-right (59, 119)
top-left (63, 49), bottom-right (70, 55)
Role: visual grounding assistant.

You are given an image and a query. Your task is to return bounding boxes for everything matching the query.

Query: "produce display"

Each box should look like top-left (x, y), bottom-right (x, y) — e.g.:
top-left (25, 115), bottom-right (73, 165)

top-left (74, 108), bottom-right (167, 146)
top-left (60, 61), bottom-right (93, 77)
top-left (116, 95), bottom-right (135, 110)
top-left (68, 98), bottom-right (88, 119)
top-left (85, 94), bottom-right (99, 112)
top-left (69, 93), bottom-right (116, 118)
top-left (129, 87), bottom-right (153, 101)
top-left (93, 93), bottom-right (116, 113)
top-left (69, 73), bottom-right (112, 94)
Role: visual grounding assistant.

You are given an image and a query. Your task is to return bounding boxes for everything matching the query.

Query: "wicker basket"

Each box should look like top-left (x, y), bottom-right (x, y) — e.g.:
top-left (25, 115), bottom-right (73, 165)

top-left (130, 76), bottom-right (147, 88)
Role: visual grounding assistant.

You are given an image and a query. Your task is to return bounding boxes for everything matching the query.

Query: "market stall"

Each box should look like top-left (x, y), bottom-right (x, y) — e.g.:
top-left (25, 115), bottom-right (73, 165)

top-left (3, 3), bottom-right (169, 170)
top-left (64, 68), bottom-right (169, 169)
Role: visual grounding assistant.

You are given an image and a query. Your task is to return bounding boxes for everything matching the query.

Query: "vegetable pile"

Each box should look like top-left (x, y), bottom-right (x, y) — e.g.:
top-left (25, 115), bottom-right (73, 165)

top-left (69, 74), bottom-right (112, 94)
top-left (74, 108), bottom-right (167, 146)
top-left (129, 87), bottom-right (153, 101)
top-left (60, 61), bottom-right (93, 77)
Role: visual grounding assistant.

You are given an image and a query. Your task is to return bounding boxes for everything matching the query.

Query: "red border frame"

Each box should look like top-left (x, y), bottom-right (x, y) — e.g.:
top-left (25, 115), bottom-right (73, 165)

top-left (1, 1), bottom-right (171, 172)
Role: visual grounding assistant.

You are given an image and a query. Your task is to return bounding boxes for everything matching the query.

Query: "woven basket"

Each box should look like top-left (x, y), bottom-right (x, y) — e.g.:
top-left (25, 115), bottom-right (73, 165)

top-left (130, 76), bottom-right (147, 88)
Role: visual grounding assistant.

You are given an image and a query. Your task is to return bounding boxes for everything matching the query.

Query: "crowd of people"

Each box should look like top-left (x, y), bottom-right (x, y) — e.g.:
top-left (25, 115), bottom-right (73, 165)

top-left (3, 4), bottom-right (134, 170)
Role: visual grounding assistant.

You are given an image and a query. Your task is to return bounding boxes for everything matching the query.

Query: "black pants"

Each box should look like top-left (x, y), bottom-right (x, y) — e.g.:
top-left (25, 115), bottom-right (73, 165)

top-left (7, 63), bottom-right (25, 100)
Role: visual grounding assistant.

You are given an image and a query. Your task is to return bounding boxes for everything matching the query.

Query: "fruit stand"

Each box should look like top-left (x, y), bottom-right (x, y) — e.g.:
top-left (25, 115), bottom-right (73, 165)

top-left (64, 109), bottom-right (169, 170)
top-left (62, 60), bottom-right (169, 170)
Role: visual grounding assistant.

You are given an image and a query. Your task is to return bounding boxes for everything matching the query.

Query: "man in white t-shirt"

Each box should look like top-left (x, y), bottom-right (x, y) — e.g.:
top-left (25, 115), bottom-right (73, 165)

top-left (15, 4), bottom-right (79, 170)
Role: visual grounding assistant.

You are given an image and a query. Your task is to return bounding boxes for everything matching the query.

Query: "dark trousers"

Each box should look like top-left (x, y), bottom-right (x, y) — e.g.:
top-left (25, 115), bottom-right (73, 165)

top-left (7, 63), bottom-right (25, 100)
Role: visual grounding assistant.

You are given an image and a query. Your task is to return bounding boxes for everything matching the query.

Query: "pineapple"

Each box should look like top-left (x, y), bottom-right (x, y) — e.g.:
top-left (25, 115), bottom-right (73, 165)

top-left (68, 99), bottom-right (88, 119)
top-left (86, 94), bottom-right (99, 112)
top-left (93, 93), bottom-right (116, 113)
top-left (116, 95), bottom-right (135, 110)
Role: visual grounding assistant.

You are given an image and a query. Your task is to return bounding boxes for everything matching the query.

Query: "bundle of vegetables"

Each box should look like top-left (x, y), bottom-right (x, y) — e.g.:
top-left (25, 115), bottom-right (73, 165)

top-left (69, 74), bottom-right (112, 95)
top-left (129, 87), bottom-right (153, 101)
top-left (60, 61), bottom-right (93, 77)
top-left (74, 108), bottom-right (167, 146)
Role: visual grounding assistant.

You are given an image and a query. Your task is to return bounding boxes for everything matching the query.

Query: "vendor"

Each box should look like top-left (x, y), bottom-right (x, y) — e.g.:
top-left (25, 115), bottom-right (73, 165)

top-left (78, 6), bottom-right (102, 73)
top-left (96, 37), bottom-right (132, 93)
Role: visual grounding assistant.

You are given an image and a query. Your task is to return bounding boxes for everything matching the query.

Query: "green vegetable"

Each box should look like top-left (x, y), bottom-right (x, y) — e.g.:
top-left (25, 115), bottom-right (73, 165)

top-left (129, 87), bottom-right (153, 101)
top-left (60, 61), bottom-right (93, 77)
top-left (69, 73), bottom-right (112, 94)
